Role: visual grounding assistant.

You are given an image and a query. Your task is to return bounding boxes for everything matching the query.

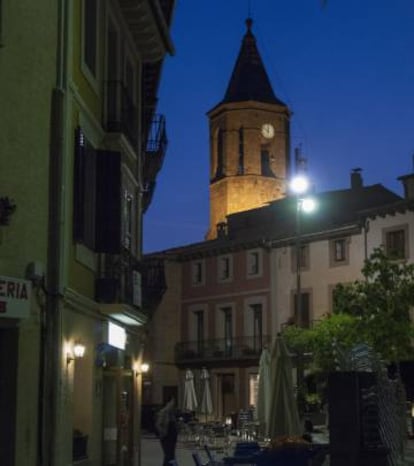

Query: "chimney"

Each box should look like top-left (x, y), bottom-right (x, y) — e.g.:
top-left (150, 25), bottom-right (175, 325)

top-left (398, 173), bottom-right (414, 200)
top-left (351, 168), bottom-right (363, 190)
top-left (216, 222), bottom-right (228, 239)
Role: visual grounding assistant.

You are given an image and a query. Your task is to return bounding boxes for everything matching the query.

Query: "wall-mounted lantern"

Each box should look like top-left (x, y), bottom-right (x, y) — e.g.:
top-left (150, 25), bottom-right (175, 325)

top-left (67, 342), bottom-right (86, 364)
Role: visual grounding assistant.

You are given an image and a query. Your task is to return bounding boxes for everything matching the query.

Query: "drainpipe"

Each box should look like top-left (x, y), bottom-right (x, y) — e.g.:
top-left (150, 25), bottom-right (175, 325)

top-left (363, 219), bottom-right (370, 263)
top-left (38, 0), bottom-right (69, 465)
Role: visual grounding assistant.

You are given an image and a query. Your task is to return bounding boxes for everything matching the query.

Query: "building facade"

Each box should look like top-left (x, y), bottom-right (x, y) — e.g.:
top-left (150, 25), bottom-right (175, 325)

top-left (0, 1), bottom-right (175, 465)
top-left (145, 19), bottom-right (414, 420)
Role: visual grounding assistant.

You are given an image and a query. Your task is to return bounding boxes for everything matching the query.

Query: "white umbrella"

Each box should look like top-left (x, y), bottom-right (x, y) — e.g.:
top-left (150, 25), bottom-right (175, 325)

top-left (267, 335), bottom-right (301, 438)
top-left (183, 369), bottom-right (198, 412)
top-left (199, 368), bottom-right (213, 420)
top-left (256, 347), bottom-right (271, 435)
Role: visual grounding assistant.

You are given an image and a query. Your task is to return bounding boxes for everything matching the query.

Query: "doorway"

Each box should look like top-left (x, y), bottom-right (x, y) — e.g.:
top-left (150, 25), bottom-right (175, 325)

top-left (0, 327), bottom-right (18, 466)
top-left (102, 368), bottom-right (134, 466)
top-left (217, 373), bottom-right (236, 419)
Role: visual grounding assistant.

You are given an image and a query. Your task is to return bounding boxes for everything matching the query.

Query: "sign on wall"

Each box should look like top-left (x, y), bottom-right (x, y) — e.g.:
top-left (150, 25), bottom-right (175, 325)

top-left (0, 275), bottom-right (32, 319)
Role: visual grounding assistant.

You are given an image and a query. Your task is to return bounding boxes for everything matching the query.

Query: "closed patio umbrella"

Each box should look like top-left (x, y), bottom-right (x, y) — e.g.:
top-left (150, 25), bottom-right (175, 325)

top-left (256, 347), bottom-right (271, 436)
top-left (199, 367), bottom-right (213, 421)
top-left (267, 335), bottom-right (301, 438)
top-left (183, 369), bottom-right (198, 412)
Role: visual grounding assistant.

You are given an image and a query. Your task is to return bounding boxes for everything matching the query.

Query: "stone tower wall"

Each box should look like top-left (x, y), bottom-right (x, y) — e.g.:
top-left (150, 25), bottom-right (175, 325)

top-left (207, 101), bottom-right (290, 238)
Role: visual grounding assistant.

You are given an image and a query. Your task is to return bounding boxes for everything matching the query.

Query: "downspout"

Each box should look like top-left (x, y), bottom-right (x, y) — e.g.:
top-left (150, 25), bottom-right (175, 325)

top-left (38, 0), bottom-right (69, 465)
top-left (363, 219), bottom-right (370, 262)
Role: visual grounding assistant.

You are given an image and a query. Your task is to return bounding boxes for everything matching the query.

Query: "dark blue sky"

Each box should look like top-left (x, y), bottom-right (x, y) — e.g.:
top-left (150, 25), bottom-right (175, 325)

top-left (143, 0), bottom-right (414, 253)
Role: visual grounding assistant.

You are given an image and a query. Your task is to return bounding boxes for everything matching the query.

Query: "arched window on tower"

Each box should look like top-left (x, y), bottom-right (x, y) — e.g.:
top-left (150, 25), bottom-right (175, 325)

top-left (215, 129), bottom-right (224, 179)
top-left (261, 144), bottom-right (274, 177)
top-left (238, 127), bottom-right (244, 175)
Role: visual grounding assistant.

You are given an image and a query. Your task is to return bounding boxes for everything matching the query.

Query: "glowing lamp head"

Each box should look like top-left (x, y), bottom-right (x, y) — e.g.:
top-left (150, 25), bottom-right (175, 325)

top-left (301, 197), bottom-right (317, 213)
top-left (290, 175), bottom-right (310, 195)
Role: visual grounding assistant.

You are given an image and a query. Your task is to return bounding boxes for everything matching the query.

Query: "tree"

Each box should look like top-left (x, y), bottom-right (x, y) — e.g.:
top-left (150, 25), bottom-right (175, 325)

top-left (333, 246), bottom-right (414, 363)
top-left (284, 247), bottom-right (414, 372)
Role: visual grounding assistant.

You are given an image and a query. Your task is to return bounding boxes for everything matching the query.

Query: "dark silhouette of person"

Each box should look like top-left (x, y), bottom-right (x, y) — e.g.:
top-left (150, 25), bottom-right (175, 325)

top-left (156, 397), bottom-right (178, 466)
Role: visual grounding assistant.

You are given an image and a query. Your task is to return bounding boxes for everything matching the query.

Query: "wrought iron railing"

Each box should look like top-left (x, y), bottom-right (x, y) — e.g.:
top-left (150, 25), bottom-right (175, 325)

top-left (104, 80), bottom-right (138, 148)
top-left (95, 248), bottom-right (141, 308)
top-left (142, 113), bottom-right (167, 212)
top-left (175, 335), bottom-right (271, 364)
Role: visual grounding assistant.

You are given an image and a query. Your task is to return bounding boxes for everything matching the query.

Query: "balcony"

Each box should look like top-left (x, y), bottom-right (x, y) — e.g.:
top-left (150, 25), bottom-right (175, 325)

top-left (142, 114), bottom-right (167, 212)
top-left (104, 81), bottom-right (138, 148)
top-left (175, 335), bottom-right (271, 368)
top-left (95, 248), bottom-right (147, 326)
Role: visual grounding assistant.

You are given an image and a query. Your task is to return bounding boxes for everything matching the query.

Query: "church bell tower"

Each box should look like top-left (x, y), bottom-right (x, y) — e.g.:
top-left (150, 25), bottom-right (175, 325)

top-left (207, 19), bottom-right (291, 239)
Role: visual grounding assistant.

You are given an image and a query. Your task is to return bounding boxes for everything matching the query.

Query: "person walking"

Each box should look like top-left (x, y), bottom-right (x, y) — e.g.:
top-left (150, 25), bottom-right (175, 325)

top-left (155, 397), bottom-right (178, 466)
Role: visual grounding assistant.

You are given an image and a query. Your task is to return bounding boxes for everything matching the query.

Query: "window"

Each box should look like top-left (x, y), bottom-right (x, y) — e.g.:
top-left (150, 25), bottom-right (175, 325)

top-left (385, 227), bottom-right (407, 259)
top-left (215, 129), bottom-right (224, 179)
top-left (251, 304), bottom-right (263, 351)
top-left (247, 249), bottom-right (262, 277)
top-left (82, 0), bottom-right (99, 82)
top-left (122, 190), bottom-right (133, 250)
top-left (293, 292), bottom-right (310, 328)
top-left (249, 373), bottom-right (259, 408)
top-left (191, 260), bottom-right (205, 286)
top-left (238, 127), bottom-right (244, 174)
top-left (195, 310), bottom-right (204, 355)
top-left (223, 307), bottom-right (233, 356)
top-left (292, 244), bottom-right (310, 271)
top-left (218, 254), bottom-right (232, 282)
top-left (260, 144), bottom-right (274, 177)
top-left (0, 0), bottom-right (4, 46)
top-left (329, 238), bottom-right (349, 266)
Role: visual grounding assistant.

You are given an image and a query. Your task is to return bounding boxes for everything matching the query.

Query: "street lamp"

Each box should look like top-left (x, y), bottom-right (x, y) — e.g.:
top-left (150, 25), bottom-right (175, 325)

top-left (289, 175), bottom-right (317, 327)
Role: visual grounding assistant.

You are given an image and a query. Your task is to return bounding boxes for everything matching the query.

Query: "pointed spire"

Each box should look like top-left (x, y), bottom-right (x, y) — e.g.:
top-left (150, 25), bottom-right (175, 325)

top-left (221, 19), bottom-right (286, 106)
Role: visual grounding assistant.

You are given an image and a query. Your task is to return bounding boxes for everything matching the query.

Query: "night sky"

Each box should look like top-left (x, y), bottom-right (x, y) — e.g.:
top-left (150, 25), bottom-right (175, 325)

top-left (143, 0), bottom-right (414, 253)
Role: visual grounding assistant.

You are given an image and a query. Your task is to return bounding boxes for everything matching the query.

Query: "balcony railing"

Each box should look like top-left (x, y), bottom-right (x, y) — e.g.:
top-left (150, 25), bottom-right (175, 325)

top-left (104, 81), bottom-right (138, 148)
top-left (95, 248), bottom-right (141, 308)
top-left (142, 114), bottom-right (167, 212)
top-left (175, 335), bottom-right (271, 365)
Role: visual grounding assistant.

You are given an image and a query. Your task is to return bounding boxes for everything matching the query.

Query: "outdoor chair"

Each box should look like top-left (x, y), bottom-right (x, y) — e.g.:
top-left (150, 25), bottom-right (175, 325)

top-left (192, 451), bottom-right (208, 466)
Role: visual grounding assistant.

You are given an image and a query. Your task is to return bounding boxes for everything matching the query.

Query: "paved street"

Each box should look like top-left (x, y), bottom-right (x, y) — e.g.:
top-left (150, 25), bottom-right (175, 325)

top-left (141, 433), bottom-right (199, 466)
top-left (141, 431), bottom-right (414, 466)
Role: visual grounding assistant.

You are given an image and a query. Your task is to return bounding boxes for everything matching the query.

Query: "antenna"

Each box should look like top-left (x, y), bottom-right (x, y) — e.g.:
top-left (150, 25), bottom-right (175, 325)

top-left (294, 144), bottom-right (307, 173)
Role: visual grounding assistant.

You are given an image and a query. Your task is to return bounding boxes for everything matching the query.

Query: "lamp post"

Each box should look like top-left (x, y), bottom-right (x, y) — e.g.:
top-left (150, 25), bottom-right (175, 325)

top-left (290, 175), bottom-right (316, 327)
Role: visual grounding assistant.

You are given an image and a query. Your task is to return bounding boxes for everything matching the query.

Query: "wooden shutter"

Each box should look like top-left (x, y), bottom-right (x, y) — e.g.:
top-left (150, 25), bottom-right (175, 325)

top-left (95, 150), bottom-right (121, 253)
top-left (73, 127), bottom-right (96, 249)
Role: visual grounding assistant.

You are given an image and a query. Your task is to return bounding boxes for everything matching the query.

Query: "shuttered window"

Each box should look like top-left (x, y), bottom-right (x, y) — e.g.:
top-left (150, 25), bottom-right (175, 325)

top-left (73, 127), bottom-right (96, 249)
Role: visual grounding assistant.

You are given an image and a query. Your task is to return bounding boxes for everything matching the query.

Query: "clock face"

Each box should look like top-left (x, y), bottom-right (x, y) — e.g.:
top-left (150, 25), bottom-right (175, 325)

top-left (261, 123), bottom-right (275, 139)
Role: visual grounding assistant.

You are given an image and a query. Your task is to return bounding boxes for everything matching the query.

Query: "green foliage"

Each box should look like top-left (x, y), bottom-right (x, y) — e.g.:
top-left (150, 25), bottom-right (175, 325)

top-left (284, 247), bottom-right (414, 372)
top-left (333, 247), bottom-right (414, 362)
